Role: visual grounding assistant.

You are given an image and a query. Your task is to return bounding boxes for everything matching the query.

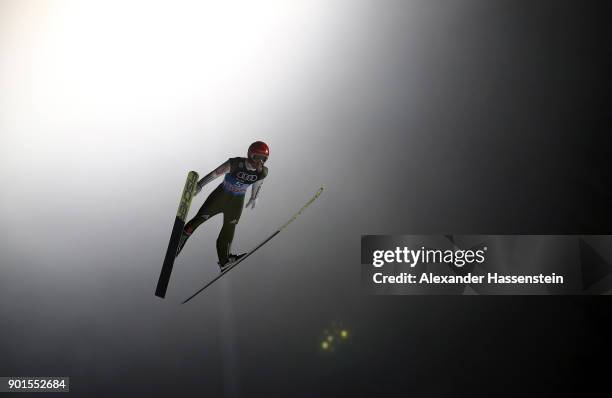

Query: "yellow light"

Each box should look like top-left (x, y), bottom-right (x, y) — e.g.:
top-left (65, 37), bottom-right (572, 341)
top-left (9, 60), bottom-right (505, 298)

top-left (340, 330), bottom-right (348, 338)
top-left (321, 341), bottom-right (329, 350)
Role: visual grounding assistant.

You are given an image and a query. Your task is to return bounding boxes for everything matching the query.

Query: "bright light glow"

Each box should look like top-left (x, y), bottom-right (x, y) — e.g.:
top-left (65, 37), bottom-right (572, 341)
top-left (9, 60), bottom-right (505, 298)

top-left (0, 0), bottom-right (335, 177)
top-left (0, 0), bottom-right (341, 236)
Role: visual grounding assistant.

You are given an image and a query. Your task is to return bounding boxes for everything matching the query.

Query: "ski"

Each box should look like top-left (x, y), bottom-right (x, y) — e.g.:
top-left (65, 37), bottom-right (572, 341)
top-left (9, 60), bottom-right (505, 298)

top-left (182, 186), bottom-right (324, 304)
top-left (155, 171), bottom-right (199, 298)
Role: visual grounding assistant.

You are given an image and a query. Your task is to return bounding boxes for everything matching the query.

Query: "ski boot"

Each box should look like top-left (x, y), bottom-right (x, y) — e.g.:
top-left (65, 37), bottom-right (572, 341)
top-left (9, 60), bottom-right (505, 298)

top-left (218, 253), bottom-right (246, 271)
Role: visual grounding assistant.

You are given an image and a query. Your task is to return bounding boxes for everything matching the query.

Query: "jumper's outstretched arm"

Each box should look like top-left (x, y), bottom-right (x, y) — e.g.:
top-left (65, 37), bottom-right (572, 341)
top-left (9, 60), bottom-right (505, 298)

top-left (246, 179), bottom-right (264, 209)
top-left (195, 161), bottom-right (230, 195)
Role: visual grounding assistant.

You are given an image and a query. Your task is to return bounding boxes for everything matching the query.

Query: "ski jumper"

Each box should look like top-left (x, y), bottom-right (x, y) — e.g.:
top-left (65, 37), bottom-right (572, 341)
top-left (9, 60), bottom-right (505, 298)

top-left (183, 157), bottom-right (268, 263)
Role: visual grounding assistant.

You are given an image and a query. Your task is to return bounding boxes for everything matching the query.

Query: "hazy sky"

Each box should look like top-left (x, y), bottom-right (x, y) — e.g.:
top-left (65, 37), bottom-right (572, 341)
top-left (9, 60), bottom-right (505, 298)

top-left (1, 1), bottom-right (609, 396)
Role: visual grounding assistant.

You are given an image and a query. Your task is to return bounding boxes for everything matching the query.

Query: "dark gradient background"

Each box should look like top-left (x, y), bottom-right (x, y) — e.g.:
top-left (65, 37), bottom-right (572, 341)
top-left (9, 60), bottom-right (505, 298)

top-left (1, 1), bottom-right (610, 397)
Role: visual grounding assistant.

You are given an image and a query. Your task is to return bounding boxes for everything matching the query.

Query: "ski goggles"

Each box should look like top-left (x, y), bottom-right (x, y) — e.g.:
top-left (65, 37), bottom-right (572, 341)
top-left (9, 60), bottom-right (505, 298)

top-left (252, 154), bottom-right (268, 163)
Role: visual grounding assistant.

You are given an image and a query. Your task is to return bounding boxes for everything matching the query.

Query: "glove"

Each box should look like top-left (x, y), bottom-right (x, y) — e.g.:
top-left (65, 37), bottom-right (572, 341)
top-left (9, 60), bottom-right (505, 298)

top-left (246, 197), bottom-right (257, 209)
top-left (194, 182), bottom-right (203, 196)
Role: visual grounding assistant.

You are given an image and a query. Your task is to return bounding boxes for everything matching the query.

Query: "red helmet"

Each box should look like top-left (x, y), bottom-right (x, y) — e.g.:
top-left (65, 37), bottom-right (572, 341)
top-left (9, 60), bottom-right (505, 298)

top-left (248, 141), bottom-right (269, 161)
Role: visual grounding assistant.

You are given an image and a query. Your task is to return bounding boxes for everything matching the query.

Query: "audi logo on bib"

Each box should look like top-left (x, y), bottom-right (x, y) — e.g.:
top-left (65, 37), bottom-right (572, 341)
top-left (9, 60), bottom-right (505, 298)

top-left (237, 172), bottom-right (257, 182)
